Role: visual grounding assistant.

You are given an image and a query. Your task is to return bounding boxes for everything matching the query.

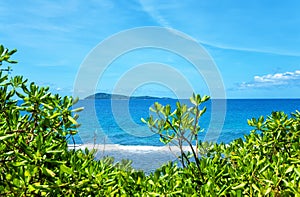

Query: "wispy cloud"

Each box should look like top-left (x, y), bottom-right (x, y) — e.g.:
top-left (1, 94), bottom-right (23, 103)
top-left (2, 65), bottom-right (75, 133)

top-left (136, 1), bottom-right (300, 57)
top-left (199, 40), bottom-right (300, 57)
top-left (238, 70), bottom-right (300, 89)
top-left (138, 0), bottom-right (172, 27)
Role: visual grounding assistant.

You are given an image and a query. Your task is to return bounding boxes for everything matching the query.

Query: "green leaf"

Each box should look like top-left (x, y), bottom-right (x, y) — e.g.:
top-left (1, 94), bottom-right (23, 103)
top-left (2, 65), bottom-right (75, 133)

top-left (0, 133), bottom-right (15, 141)
top-left (0, 45), bottom-right (4, 55)
top-left (285, 165), bottom-right (294, 174)
top-left (25, 170), bottom-right (31, 177)
top-left (43, 168), bottom-right (56, 177)
top-left (60, 164), bottom-right (74, 175)
top-left (13, 160), bottom-right (27, 167)
top-left (201, 95), bottom-right (210, 102)
top-left (148, 179), bottom-right (155, 185)
top-left (258, 163), bottom-right (270, 173)
top-left (264, 187), bottom-right (272, 195)
top-left (232, 182), bottom-right (247, 190)
top-left (165, 105), bottom-right (171, 115)
top-left (42, 102), bottom-right (53, 109)
top-left (294, 168), bottom-right (300, 177)
top-left (16, 91), bottom-right (25, 99)
top-left (252, 183), bottom-right (260, 192)
top-left (7, 49), bottom-right (17, 56)
top-left (68, 115), bottom-right (78, 125)
top-left (141, 117), bottom-right (147, 123)
top-left (7, 60), bottom-right (18, 64)
top-left (190, 93), bottom-right (197, 105)
top-left (71, 107), bottom-right (84, 113)
top-left (50, 112), bottom-right (61, 119)
top-left (28, 185), bottom-right (35, 192)
top-left (0, 75), bottom-right (8, 84)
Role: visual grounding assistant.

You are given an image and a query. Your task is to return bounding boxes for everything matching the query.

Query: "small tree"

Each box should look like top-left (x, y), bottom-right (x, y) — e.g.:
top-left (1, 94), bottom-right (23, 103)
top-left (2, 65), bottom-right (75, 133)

top-left (142, 93), bottom-right (210, 176)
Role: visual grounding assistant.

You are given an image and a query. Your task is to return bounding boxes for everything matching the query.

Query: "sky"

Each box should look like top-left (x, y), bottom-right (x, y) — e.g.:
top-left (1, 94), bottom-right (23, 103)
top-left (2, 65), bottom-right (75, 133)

top-left (1, 0), bottom-right (300, 99)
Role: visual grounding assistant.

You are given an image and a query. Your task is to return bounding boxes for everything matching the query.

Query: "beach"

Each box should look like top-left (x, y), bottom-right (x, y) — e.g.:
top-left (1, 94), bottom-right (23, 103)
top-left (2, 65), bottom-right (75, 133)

top-left (68, 144), bottom-right (195, 172)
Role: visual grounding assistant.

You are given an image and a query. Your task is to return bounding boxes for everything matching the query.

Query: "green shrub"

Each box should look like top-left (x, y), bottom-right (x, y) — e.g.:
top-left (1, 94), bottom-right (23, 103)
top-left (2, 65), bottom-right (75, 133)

top-left (0, 45), bottom-right (144, 196)
top-left (143, 97), bottom-right (300, 196)
top-left (0, 45), bottom-right (81, 195)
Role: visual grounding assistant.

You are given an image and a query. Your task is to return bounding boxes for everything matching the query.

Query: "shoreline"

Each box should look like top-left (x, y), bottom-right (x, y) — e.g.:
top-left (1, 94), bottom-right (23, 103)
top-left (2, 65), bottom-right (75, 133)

top-left (68, 143), bottom-right (195, 152)
top-left (67, 144), bottom-right (194, 172)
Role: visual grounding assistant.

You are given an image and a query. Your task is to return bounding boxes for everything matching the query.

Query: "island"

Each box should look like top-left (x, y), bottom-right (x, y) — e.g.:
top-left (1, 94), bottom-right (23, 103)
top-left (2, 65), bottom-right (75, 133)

top-left (84, 92), bottom-right (173, 100)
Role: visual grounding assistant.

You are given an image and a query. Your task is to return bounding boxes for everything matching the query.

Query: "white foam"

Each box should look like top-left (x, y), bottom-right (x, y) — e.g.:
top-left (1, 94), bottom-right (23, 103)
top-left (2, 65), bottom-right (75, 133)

top-left (69, 143), bottom-right (193, 153)
top-left (68, 144), bottom-right (195, 172)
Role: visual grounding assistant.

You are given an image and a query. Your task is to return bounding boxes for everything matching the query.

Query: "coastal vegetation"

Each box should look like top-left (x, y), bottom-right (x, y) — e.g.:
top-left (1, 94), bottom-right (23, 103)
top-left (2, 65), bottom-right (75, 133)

top-left (0, 45), bottom-right (299, 196)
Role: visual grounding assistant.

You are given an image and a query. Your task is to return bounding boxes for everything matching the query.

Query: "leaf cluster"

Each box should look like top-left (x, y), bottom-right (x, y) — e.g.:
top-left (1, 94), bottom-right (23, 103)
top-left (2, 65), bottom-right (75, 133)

top-left (142, 93), bottom-right (210, 169)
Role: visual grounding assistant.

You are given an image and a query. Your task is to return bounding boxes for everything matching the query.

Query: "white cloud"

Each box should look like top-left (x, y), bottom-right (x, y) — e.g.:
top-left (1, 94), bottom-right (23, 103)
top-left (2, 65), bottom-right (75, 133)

top-left (199, 40), bottom-right (300, 57)
top-left (138, 0), bottom-right (172, 27)
top-left (238, 70), bottom-right (300, 89)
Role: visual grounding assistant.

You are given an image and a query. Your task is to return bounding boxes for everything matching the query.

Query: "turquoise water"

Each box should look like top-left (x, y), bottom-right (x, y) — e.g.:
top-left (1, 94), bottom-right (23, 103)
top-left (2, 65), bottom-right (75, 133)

top-left (69, 98), bottom-right (300, 171)
top-left (72, 99), bottom-right (300, 146)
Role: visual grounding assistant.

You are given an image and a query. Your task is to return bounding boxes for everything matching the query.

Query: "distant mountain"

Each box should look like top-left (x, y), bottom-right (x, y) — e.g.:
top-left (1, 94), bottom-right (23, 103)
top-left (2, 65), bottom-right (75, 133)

top-left (85, 93), bottom-right (172, 100)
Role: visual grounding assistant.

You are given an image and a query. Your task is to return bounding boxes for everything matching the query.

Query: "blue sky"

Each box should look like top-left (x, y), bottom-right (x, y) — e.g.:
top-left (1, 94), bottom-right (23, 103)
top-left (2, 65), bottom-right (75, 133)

top-left (1, 0), bottom-right (300, 99)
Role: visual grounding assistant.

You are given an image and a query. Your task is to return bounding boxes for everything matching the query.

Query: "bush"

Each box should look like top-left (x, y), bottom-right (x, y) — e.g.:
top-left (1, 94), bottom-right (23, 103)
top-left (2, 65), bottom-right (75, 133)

top-left (0, 45), bottom-right (145, 196)
top-left (0, 45), bottom-right (81, 195)
top-left (143, 97), bottom-right (300, 196)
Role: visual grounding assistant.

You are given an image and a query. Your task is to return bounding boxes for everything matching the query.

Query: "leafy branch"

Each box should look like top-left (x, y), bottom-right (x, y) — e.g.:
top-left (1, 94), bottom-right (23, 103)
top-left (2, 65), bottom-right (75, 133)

top-left (142, 93), bottom-right (210, 181)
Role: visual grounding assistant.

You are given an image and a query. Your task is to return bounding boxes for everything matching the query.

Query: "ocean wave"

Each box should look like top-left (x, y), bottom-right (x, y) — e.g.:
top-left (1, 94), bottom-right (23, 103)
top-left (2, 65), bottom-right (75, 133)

top-left (68, 143), bottom-right (194, 153)
top-left (68, 143), bottom-right (187, 172)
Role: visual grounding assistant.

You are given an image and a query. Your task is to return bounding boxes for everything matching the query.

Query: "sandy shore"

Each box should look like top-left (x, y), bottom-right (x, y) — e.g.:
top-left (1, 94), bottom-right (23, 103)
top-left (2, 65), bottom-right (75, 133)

top-left (68, 144), bottom-right (193, 172)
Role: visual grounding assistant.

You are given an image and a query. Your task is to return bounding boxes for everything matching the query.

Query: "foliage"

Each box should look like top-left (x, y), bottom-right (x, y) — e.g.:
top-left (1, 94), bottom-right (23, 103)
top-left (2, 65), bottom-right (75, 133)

top-left (141, 94), bottom-right (210, 169)
top-left (143, 96), bottom-right (300, 196)
top-left (0, 45), bottom-right (80, 195)
top-left (1, 44), bottom-right (299, 196)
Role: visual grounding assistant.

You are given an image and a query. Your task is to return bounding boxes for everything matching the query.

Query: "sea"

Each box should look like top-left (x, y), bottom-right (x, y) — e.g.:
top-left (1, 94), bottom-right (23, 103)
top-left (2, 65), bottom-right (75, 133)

top-left (70, 98), bottom-right (300, 172)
